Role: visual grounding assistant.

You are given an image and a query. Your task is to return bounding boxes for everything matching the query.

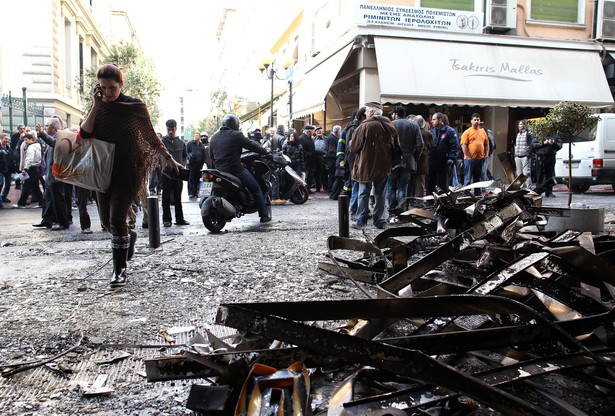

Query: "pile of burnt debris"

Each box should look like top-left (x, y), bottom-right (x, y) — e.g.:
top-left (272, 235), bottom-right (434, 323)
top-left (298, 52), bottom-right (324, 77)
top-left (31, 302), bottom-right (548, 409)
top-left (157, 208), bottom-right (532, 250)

top-left (146, 175), bottom-right (615, 415)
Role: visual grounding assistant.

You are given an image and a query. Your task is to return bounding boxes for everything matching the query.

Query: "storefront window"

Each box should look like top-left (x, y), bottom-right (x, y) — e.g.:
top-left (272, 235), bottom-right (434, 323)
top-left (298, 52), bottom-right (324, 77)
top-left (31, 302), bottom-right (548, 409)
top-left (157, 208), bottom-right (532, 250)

top-left (528, 0), bottom-right (582, 24)
top-left (420, 0), bottom-right (474, 11)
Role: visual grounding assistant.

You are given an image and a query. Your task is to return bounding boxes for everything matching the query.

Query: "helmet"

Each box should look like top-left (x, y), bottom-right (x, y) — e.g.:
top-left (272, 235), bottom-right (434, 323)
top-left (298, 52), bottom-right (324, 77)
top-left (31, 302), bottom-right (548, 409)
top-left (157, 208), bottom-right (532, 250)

top-left (251, 128), bottom-right (263, 140)
top-left (221, 114), bottom-right (240, 131)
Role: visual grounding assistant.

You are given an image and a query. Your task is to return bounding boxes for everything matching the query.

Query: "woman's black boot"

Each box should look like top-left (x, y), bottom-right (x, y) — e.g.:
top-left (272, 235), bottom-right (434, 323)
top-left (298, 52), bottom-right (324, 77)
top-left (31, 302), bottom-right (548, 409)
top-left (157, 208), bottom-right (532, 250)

top-left (127, 230), bottom-right (137, 261)
top-left (110, 235), bottom-right (130, 288)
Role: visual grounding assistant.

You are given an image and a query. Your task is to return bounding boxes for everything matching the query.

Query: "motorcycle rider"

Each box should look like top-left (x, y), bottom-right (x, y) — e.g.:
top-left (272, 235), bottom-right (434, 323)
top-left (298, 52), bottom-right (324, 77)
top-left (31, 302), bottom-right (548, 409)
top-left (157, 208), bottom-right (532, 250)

top-left (209, 114), bottom-right (272, 223)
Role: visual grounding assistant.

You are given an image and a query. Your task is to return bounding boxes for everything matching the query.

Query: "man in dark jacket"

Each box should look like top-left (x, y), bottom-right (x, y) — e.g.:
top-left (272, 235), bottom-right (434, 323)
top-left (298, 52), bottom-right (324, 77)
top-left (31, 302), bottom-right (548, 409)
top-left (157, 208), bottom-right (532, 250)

top-left (186, 132), bottom-right (206, 200)
top-left (299, 125), bottom-right (316, 193)
top-left (10, 125), bottom-right (25, 154)
top-left (339, 108), bottom-right (367, 216)
top-left (349, 102), bottom-right (398, 229)
top-left (271, 125), bottom-right (286, 151)
top-left (389, 106), bottom-right (423, 210)
top-left (531, 135), bottom-right (562, 197)
top-left (209, 114), bottom-right (271, 223)
top-left (10, 125), bottom-right (25, 190)
top-left (313, 126), bottom-right (327, 192)
top-left (428, 112), bottom-right (460, 194)
top-left (161, 119), bottom-right (189, 227)
top-left (0, 133), bottom-right (13, 205)
top-left (325, 125), bottom-right (341, 193)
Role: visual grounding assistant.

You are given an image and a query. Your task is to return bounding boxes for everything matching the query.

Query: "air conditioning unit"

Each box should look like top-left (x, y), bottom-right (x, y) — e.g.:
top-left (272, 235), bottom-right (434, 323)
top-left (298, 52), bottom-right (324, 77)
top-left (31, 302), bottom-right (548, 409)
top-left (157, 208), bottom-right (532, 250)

top-left (485, 0), bottom-right (516, 30)
top-left (597, 0), bottom-right (615, 40)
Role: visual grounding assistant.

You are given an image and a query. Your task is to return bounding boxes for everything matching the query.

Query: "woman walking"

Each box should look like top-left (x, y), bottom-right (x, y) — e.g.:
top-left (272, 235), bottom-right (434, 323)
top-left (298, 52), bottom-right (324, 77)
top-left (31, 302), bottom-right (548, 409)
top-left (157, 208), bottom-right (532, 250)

top-left (80, 64), bottom-right (181, 288)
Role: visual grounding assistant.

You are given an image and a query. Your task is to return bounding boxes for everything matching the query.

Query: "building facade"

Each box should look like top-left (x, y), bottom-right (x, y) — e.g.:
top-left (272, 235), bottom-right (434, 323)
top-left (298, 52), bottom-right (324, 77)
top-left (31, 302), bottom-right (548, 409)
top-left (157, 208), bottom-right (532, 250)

top-left (230, 0), bottom-right (615, 178)
top-left (0, 0), bottom-right (135, 132)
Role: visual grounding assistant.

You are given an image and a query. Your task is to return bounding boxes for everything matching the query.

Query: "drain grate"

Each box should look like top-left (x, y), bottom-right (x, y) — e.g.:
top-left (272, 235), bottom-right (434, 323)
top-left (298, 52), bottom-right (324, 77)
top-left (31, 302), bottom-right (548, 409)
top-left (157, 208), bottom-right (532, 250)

top-left (0, 310), bottom-right (235, 415)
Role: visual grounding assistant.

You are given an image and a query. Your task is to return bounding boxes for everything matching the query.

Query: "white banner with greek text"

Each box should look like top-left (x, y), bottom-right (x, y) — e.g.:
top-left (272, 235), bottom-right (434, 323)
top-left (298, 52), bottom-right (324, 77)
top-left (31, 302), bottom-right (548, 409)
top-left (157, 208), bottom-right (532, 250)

top-left (356, 2), bottom-right (484, 34)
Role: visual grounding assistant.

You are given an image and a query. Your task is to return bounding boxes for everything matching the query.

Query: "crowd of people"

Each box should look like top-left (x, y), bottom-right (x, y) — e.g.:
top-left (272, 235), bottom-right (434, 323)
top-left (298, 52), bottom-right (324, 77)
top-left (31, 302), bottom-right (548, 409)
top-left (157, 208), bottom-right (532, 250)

top-left (0, 119), bottom-right (100, 232)
top-left (240, 104), bottom-right (560, 229)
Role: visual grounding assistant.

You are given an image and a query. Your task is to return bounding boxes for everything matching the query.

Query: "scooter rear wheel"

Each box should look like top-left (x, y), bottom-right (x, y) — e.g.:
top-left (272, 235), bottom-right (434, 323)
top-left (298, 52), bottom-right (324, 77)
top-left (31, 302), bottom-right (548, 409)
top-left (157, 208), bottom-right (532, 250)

top-left (290, 186), bottom-right (309, 205)
top-left (202, 211), bottom-right (227, 233)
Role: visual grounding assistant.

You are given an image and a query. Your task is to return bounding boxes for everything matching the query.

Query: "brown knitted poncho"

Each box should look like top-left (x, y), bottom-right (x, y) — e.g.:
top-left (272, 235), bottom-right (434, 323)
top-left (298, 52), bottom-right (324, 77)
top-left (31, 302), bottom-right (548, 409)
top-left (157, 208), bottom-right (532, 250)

top-left (93, 100), bottom-right (163, 196)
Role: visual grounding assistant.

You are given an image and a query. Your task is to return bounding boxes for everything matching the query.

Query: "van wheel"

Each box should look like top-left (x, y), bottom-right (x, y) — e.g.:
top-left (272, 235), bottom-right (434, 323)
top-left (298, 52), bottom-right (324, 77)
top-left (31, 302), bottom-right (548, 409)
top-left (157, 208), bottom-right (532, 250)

top-left (571, 184), bottom-right (590, 194)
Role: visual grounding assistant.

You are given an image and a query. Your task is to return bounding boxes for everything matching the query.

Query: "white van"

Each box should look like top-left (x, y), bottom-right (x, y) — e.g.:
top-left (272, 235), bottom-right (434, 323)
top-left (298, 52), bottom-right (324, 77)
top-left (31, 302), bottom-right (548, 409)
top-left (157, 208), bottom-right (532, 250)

top-left (554, 113), bottom-right (615, 193)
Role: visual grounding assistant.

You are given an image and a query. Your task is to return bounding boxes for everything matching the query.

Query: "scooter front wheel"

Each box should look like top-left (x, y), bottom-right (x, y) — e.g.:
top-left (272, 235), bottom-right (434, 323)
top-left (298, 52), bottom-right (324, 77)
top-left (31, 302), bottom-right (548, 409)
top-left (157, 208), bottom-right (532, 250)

top-left (290, 186), bottom-right (309, 205)
top-left (202, 210), bottom-right (227, 233)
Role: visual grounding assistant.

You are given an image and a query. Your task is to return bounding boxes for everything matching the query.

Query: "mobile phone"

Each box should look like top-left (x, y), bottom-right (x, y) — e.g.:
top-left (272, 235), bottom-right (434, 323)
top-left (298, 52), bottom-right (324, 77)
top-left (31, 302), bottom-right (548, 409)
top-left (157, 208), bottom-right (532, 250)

top-left (95, 84), bottom-right (102, 97)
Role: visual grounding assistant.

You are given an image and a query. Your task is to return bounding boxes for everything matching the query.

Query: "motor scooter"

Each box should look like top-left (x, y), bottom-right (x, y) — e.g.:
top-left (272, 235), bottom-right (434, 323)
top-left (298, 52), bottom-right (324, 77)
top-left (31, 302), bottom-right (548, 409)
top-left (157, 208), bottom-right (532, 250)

top-left (198, 152), bottom-right (272, 233)
top-left (271, 151), bottom-right (309, 204)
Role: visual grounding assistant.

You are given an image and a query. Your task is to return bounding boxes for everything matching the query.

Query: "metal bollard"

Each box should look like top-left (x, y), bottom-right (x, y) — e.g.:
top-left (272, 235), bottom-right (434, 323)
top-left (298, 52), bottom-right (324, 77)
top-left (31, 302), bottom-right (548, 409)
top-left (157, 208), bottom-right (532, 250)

top-left (338, 194), bottom-right (349, 238)
top-left (147, 196), bottom-right (160, 248)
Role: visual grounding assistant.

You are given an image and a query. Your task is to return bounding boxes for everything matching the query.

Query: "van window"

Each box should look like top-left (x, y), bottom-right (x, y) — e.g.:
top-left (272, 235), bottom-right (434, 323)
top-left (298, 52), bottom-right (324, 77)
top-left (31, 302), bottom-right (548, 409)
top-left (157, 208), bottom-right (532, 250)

top-left (569, 124), bottom-right (596, 143)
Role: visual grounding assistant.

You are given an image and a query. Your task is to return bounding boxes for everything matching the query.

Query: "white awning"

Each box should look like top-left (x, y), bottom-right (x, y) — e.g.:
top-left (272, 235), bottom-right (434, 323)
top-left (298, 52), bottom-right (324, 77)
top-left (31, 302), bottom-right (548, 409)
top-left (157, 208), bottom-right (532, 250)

top-left (374, 36), bottom-right (614, 108)
top-left (292, 43), bottom-right (353, 118)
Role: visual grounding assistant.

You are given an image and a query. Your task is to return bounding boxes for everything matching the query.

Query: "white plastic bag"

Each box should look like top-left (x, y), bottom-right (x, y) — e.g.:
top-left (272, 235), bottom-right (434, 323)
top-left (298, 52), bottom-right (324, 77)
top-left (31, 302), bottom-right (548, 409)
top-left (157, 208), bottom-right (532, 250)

top-left (52, 130), bottom-right (115, 192)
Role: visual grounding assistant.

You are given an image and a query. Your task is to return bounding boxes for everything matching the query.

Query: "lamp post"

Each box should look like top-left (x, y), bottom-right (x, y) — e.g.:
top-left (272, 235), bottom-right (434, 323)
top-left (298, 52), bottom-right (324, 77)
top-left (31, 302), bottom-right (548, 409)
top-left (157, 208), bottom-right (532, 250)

top-left (258, 55), bottom-right (294, 128)
top-left (282, 57), bottom-right (294, 128)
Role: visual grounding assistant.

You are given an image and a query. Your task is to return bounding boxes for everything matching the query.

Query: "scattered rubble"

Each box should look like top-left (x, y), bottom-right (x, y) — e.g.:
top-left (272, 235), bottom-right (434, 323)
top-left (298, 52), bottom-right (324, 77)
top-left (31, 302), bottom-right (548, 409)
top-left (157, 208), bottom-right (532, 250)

top-left (143, 178), bottom-right (615, 415)
top-left (2, 171), bottom-right (615, 414)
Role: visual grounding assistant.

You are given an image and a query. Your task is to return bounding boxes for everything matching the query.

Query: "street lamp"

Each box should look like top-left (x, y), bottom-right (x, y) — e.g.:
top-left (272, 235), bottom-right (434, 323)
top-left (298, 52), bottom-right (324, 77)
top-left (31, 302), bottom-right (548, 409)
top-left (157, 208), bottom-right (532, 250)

top-left (282, 57), bottom-right (294, 127)
top-left (258, 55), bottom-right (294, 128)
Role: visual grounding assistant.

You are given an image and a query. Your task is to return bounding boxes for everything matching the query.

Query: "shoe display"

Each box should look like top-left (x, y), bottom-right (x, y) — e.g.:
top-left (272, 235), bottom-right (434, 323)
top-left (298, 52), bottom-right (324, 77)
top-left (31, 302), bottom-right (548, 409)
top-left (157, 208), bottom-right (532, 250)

top-left (33, 222), bottom-right (52, 228)
top-left (3, 198), bottom-right (11, 203)
top-left (375, 222), bottom-right (386, 229)
top-left (260, 216), bottom-right (272, 223)
top-left (351, 223), bottom-right (364, 230)
top-left (13, 204), bottom-right (26, 209)
top-left (175, 220), bottom-right (190, 226)
top-left (163, 222), bottom-right (172, 227)
top-left (81, 228), bottom-right (93, 234)
top-left (51, 224), bottom-right (69, 231)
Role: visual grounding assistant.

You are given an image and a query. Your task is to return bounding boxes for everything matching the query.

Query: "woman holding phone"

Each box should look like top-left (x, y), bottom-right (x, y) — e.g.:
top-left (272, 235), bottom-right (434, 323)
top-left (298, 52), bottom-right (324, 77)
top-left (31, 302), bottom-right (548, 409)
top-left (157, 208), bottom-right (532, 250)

top-left (80, 63), bottom-right (182, 288)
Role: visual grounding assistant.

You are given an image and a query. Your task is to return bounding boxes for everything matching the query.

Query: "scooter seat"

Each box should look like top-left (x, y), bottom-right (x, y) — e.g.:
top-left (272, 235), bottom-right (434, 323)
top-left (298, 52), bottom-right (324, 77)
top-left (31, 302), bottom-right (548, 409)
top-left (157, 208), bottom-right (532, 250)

top-left (216, 171), bottom-right (243, 187)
